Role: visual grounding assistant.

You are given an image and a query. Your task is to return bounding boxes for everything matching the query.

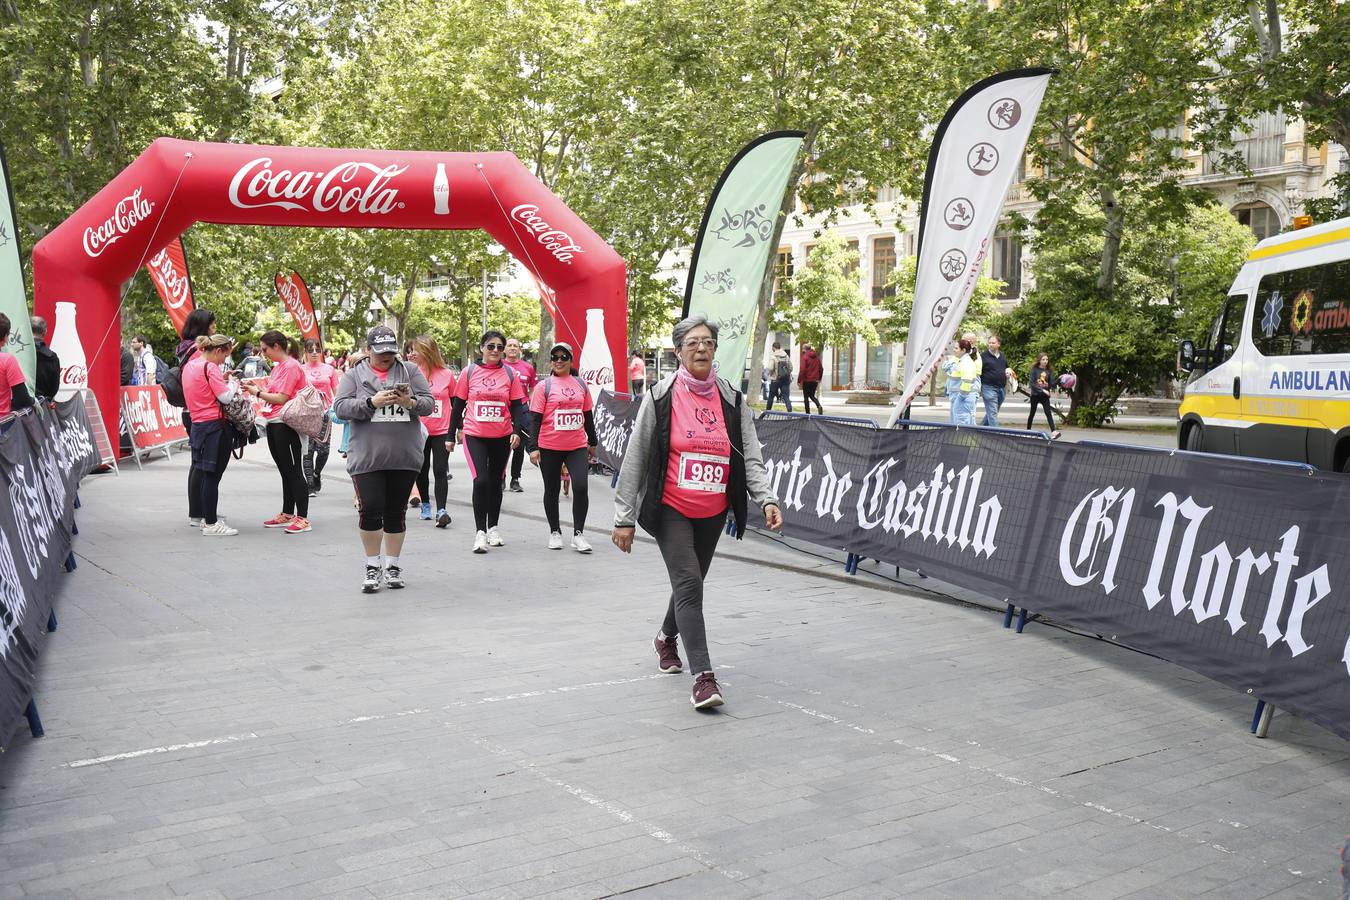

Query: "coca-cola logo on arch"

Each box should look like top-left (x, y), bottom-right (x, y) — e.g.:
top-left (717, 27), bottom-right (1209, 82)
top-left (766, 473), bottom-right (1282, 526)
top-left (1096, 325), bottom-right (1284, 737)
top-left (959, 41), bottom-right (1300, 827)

top-left (147, 248), bottom-right (191, 308)
top-left (510, 204), bottom-right (585, 264)
top-left (83, 187), bottom-right (155, 258)
top-left (229, 157), bottom-right (408, 215)
top-left (276, 275), bottom-right (316, 332)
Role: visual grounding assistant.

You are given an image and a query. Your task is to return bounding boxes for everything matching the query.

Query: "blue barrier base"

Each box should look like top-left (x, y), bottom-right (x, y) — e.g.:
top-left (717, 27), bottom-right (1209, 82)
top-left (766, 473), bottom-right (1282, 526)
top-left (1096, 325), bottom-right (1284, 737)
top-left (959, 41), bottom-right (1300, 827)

top-left (47, 609), bottom-right (56, 632)
top-left (64, 552), bottom-right (77, 572)
top-left (24, 699), bottom-right (43, 738)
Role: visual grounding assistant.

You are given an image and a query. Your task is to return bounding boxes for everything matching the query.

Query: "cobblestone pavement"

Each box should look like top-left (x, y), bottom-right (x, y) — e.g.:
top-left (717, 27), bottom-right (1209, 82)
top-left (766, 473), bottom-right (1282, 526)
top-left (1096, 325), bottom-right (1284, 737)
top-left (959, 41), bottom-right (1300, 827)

top-left (0, 449), bottom-right (1345, 899)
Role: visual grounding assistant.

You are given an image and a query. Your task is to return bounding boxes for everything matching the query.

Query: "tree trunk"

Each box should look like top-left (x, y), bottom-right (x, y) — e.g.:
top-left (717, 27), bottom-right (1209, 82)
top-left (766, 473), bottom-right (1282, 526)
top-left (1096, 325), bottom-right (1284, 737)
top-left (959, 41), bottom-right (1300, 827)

top-left (1096, 187), bottom-right (1124, 297)
top-left (539, 303), bottom-right (554, 360)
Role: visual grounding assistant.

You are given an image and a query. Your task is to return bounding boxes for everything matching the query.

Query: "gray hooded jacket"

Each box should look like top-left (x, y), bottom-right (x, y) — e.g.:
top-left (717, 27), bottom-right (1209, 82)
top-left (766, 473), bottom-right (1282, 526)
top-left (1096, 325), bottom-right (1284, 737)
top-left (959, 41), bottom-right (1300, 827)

top-left (332, 358), bottom-right (435, 475)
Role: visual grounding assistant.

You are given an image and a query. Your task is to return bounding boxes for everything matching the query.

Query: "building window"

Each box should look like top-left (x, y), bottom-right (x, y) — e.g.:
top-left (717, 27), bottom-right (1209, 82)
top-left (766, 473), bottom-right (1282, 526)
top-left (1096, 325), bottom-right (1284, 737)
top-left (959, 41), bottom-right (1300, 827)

top-left (865, 342), bottom-right (893, 388)
top-left (847, 240), bottom-right (860, 279)
top-left (831, 338), bottom-right (856, 390)
top-left (871, 236), bottom-right (896, 304)
top-left (991, 234), bottom-right (1022, 299)
top-left (1234, 203), bottom-right (1281, 242)
top-left (876, 185), bottom-right (902, 204)
top-left (773, 247), bottom-right (794, 300)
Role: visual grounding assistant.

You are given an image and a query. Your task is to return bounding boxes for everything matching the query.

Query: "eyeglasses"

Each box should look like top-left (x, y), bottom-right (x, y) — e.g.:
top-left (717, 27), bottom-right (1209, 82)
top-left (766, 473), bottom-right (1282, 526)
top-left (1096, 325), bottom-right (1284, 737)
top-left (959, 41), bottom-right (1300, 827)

top-left (681, 338), bottom-right (717, 350)
top-left (483, 343), bottom-right (505, 351)
top-left (550, 354), bottom-right (572, 362)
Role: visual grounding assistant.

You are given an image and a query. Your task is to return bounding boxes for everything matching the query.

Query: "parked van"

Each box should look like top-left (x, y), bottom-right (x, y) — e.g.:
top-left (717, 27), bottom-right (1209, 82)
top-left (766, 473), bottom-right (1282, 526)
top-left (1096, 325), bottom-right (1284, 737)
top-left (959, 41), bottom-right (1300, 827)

top-left (1178, 216), bottom-right (1350, 472)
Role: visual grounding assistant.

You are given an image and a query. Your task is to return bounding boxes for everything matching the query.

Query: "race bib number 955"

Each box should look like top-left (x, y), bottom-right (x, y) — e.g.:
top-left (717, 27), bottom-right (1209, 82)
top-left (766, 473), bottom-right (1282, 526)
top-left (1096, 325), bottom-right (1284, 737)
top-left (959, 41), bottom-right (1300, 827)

top-left (474, 401), bottom-right (506, 422)
top-left (677, 452), bottom-right (729, 493)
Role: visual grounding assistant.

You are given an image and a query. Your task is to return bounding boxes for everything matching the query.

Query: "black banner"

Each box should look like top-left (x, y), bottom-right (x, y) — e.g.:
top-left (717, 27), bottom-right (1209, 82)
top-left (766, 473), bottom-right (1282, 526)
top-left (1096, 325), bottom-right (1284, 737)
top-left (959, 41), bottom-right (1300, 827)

top-left (593, 389), bottom-right (639, 472)
top-left (744, 417), bottom-right (1350, 742)
top-left (0, 399), bottom-right (99, 751)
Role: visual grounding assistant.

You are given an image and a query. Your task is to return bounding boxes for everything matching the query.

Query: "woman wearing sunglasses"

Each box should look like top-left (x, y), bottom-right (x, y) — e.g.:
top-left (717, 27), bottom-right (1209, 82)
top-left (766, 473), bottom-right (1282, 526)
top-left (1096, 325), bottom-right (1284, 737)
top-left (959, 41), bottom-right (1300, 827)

top-left (449, 330), bottom-right (529, 553)
top-left (612, 315), bottom-right (783, 710)
top-left (527, 342), bottom-right (598, 552)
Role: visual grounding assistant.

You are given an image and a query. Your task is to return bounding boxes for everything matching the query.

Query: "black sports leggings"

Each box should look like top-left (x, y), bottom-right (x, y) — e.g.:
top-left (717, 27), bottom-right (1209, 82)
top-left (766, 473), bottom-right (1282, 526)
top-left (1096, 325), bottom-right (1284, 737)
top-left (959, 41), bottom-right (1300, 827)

top-left (353, 470), bottom-right (418, 533)
top-left (266, 422), bottom-right (309, 517)
top-left (1027, 394), bottom-right (1055, 431)
top-left (802, 382), bottom-right (823, 414)
top-left (417, 433), bottom-right (451, 509)
top-left (656, 504), bottom-right (728, 674)
top-left (465, 435), bottom-right (511, 531)
top-left (538, 446), bottom-right (589, 534)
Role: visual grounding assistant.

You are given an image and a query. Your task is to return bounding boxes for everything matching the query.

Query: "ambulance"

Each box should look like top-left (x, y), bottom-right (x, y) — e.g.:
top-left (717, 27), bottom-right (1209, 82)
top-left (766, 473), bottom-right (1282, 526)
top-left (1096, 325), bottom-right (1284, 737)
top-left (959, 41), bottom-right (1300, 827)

top-left (1178, 216), bottom-right (1350, 472)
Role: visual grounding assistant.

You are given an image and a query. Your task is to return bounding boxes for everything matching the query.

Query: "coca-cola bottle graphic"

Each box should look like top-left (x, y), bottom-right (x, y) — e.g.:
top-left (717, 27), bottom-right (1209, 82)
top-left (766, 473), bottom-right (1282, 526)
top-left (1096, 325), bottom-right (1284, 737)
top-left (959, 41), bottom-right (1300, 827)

top-left (51, 301), bottom-right (88, 401)
top-left (578, 308), bottom-right (614, 403)
top-left (433, 163), bottom-right (450, 215)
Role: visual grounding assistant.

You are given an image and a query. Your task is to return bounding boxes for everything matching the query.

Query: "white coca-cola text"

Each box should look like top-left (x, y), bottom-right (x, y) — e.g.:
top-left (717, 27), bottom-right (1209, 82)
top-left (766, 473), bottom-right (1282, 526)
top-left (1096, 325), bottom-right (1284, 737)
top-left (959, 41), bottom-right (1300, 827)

top-left (147, 248), bottom-right (192, 309)
top-left (229, 157), bottom-right (407, 215)
top-left (276, 275), bottom-right (316, 333)
top-left (511, 204), bottom-right (584, 264)
top-left (83, 187), bottom-right (154, 258)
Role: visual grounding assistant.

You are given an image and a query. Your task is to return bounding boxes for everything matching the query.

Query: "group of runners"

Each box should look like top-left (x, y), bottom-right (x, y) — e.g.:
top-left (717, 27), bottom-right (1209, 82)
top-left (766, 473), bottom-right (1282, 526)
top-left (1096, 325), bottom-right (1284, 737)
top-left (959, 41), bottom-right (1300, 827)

top-left (179, 313), bottom-right (783, 710)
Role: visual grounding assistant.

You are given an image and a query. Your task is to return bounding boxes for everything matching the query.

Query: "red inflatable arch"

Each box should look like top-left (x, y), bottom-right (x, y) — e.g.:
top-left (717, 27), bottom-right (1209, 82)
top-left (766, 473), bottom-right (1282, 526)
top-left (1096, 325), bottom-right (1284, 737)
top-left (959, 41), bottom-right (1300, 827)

top-left (32, 138), bottom-right (628, 429)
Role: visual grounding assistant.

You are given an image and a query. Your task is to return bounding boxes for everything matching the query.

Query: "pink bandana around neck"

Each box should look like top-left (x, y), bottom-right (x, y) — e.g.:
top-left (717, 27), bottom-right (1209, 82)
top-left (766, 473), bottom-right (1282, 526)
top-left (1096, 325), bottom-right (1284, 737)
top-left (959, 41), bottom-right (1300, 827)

top-left (675, 364), bottom-right (718, 399)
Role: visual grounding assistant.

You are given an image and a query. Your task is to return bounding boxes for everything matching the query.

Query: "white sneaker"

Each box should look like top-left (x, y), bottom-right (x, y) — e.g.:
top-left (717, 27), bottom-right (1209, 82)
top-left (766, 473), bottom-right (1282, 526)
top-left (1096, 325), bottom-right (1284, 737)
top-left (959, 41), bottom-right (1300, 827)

top-left (187, 517), bottom-right (203, 528)
top-left (486, 526), bottom-right (504, 547)
top-left (473, 531), bottom-right (489, 554)
top-left (571, 534), bottom-right (593, 554)
top-left (201, 521), bottom-right (238, 536)
top-left (548, 531), bottom-right (563, 550)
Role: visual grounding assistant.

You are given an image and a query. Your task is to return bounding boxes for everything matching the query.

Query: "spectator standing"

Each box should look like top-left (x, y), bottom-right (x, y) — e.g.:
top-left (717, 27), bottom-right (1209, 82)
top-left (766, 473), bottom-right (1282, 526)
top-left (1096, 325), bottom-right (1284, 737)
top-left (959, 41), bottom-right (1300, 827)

top-left (612, 315), bottom-right (783, 710)
top-left (301, 339), bottom-right (341, 495)
top-left (629, 351), bottom-right (646, 396)
top-left (131, 335), bottom-right (158, 385)
top-left (767, 342), bottom-right (793, 411)
top-left (242, 330), bottom-right (311, 533)
top-left (979, 335), bottom-right (1010, 427)
top-left (502, 337), bottom-right (537, 492)
top-left (30, 316), bottom-right (60, 401)
top-left (0, 314), bottom-right (34, 435)
top-left (183, 334), bottom-right (240, 536)
top-left (797, 342), bottom-right (824, 415)
top-left (178, 308), bottom-right (218, 526)
top-left (333, 326), bottom-right (435, 592)
top-left (408, 335), bottom-right (456, 528)
top-left (120, 343), bottom-right (135, 386)
top-left (942, 337), bottom-right (980, 426)
top-left (1026, 351), bottom-right (1060, 438)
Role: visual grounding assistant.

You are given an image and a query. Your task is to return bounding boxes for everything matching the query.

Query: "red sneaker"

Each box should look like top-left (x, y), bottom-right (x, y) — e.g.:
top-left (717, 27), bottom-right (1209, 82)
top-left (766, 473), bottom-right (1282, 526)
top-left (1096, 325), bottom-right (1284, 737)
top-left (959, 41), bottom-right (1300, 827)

top-left (284, 516), bottom-right (311, 534)
top-left (263, 513), bottom-right (294, 528)
top-left (654, 636), bottom-right (682, 674)
top-left (691, 672), bottom-right (724, 709)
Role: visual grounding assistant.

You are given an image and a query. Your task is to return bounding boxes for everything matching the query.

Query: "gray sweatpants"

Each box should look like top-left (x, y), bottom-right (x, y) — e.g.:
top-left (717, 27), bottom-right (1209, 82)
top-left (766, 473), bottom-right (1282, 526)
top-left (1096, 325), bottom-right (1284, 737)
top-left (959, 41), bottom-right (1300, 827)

top-left (656, 504), bottom-right (728, 674)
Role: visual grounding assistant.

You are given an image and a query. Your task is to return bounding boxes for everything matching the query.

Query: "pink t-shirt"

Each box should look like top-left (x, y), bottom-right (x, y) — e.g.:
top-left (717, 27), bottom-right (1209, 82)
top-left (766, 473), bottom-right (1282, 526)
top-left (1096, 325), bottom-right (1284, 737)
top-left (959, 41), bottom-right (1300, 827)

top-left (663, 382), bottom-right (731, 519)
top-left (183, 355), bottom-right (227, 423)
top-left (504, 359), bottom-right (537, 395)
top-left (302, 361), bottom-right (340, 404)
top-left (455, 363), bottom-right (526, 438)
top-left (421, 367), bottom-right (457, 437)
top-left (260, 356), bottom-right (305, 420)
top-left (529, 374), bottom-right (593, 451)
top-left (629, 356), bottom-right (646, 382)
top-left (0, 352), bottom-right (25, 419)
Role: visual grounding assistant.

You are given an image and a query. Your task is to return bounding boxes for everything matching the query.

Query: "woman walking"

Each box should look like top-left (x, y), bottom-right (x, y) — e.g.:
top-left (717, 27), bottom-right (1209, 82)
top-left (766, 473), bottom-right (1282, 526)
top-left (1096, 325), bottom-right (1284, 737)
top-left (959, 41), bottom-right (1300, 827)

top-left (612, 315), bottom-right (783, 710)
top-left (301, 338), bottom-right (341, 495)
top-left (450, 330), bottom-right (528, 553)
top-left (408, 335), bottom-right (456, 528)
top-left (183, 334), bottom-right (241, 536)
top-left (527, 341), bottom-right (597, 552)
top-left (1026, 351), bottom-right (1060, 439)
top-left (332, 326), bottom-right (435, 593)
top-left (242, 330), bottom-right (311, 533)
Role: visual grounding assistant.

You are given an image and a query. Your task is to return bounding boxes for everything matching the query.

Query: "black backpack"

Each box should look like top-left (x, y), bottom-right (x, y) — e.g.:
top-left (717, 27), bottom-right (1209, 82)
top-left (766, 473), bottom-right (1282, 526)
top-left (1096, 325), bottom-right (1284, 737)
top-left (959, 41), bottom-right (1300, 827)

top-left (775, 355), bottom-right (792, 380)
top-left (160, 347), bottom-right (194, 408)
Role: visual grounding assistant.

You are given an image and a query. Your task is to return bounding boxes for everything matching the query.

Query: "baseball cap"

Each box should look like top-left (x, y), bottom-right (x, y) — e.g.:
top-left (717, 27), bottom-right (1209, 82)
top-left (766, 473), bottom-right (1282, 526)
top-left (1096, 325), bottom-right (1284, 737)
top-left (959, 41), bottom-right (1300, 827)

top-left (550, 341), bottom-right (574, 358)
top-left (367, 325), bottom-right (398, 354)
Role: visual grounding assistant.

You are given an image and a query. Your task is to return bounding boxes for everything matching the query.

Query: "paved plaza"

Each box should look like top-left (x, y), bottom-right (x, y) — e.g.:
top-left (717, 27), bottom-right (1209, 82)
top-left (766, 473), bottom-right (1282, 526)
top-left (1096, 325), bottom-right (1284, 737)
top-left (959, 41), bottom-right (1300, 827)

top-left (0, 447), bottom-right (1346, 899)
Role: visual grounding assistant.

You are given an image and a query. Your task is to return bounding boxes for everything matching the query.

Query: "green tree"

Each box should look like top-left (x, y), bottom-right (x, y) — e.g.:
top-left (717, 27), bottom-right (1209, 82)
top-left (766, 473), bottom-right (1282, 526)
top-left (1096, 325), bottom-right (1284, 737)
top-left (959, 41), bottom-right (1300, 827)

top-left (773, 232), bottom-right (877, 351)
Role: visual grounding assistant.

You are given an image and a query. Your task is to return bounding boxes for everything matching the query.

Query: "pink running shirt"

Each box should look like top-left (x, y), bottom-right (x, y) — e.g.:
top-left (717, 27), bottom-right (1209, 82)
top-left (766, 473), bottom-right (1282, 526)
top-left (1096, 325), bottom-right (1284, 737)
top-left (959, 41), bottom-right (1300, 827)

top-left (662, 382), bottom-right (731, 519)
top-left (260, 356), bottom-right (305, 420)
top-left (302, 361), bottom-right (341, 404)
top-left (529, 374), bottom-right (593, 451)
top-left (182, 355), bottom-right (227, 423)
top-left (454, 363), bottom-right (526, 438)
top-left (421, 367), bottom-right (457, 437)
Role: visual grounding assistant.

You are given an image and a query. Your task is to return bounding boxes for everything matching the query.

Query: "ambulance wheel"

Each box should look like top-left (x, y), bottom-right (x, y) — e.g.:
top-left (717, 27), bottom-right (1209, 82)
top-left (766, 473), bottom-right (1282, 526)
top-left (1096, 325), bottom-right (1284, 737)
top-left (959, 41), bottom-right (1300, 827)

top-left (1183, 423), bottom-right (1204, 453)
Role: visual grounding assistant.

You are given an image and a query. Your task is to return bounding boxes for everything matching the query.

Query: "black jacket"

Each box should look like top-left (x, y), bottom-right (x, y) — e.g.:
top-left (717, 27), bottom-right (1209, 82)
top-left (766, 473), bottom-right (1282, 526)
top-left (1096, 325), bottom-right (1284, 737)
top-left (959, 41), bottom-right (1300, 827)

top-left (34, 341), bottom-right (60, 400)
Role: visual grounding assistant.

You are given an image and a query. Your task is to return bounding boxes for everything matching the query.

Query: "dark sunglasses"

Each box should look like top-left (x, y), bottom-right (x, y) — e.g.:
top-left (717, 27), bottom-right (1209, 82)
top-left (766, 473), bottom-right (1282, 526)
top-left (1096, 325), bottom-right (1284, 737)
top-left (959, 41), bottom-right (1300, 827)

top-left (550, 353), bottom-right (572, 362)
top-left (483, 343), bottom-right (505, 351)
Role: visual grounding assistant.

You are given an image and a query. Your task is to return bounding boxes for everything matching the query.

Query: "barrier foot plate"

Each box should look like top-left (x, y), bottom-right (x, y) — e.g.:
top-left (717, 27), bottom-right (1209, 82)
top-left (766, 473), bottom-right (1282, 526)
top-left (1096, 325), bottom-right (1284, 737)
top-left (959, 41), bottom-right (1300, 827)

top-left (64, 552), bottom-right (77, 573)
top-left (24, 700), bottom-right (44, 738)
top-left (47, 609), bottom-right (57, 632)
top-left (1003, 603), bottom-right (1016, 629)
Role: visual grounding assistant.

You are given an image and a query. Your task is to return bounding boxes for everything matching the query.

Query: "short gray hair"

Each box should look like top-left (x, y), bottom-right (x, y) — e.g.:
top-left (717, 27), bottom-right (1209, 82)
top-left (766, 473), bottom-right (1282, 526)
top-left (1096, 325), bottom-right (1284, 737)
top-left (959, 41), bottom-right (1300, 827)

top-left (672, 314), bottom-right (718, 348)
top-left (30, 316), bottom-right (46, 338)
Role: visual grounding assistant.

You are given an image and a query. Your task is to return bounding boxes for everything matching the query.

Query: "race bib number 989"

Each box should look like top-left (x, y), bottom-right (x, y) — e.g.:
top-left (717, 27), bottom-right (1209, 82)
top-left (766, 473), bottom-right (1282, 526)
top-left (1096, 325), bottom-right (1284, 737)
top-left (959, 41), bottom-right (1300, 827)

top-left (677, 452), bottom-right (730, 493)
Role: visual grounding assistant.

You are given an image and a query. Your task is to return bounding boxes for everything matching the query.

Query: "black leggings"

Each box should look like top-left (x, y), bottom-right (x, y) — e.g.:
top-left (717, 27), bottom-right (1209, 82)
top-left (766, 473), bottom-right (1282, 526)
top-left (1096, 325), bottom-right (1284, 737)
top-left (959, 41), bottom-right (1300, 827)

top-left (465, 435), bottom-right (511, 531)
top-left (417, 433), bottom-right (451, 509)
top-left (1027, 394), bottom-right (1055, 431)
top-left (656, 504), bottom-right (728, 674)
top-left (538, 446), bottom-right (589, 534)
top-left (302, 416), bottom-right (331, 486)
top-left (266, 422), bottom-right (309, 517)
top-left (188, 420), bottom-right (233, 525)
top-left (510, 441), bottom-right (526, 481)
top-left (353, 470), bottom-right (418, 533)
top-left (802, 381), bottom-right (823, 415)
